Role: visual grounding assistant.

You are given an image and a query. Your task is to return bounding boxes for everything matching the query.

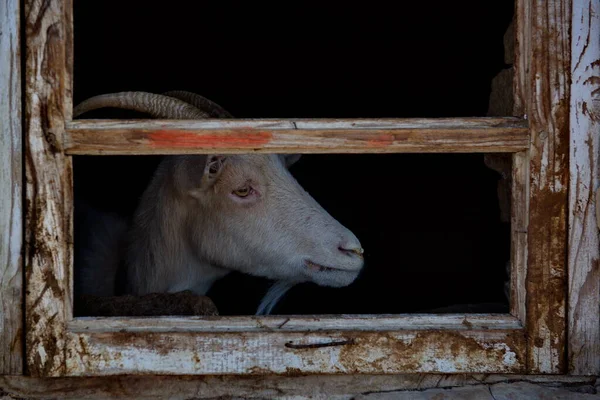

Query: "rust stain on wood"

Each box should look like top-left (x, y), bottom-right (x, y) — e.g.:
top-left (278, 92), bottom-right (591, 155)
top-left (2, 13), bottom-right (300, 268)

top-left (518, 0), bottom-right (571, 374)
top-left (147, 129), bottom-right (272, 148)
top-left (65, 329), bottom-right (525, 375)
top-left (337, 331), bottom-right (525, 374)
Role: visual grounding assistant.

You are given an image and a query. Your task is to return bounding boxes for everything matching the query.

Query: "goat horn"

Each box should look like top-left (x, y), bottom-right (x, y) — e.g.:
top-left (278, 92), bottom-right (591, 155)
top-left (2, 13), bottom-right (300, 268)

top-left (73, 91), bottom-right (210, 119)
top-left (163, 91), bottom-right (234, 118)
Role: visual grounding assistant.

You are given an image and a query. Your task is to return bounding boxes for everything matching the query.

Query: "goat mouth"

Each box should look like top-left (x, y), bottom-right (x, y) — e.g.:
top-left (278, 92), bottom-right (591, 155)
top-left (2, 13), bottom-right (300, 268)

top-left (305, 260), bottom-right (346, 273)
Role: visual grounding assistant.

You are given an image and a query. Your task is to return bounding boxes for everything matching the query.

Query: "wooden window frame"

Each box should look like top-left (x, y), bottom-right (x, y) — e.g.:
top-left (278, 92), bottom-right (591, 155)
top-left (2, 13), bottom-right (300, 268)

top-left (0, 0), bottom-right (596, 378)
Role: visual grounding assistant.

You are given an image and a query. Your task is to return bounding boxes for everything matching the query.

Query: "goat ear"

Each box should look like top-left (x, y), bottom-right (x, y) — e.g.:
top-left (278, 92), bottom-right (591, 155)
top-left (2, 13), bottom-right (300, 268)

top-left (282, 154), bottom-right (301, 168)
top-left (200, 155), bottom-right (227, 188)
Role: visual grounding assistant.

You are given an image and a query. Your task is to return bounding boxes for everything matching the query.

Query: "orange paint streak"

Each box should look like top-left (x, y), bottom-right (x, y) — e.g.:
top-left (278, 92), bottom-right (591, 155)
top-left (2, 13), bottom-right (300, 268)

top-left (148, 130), bottom-right (272, 148)
top-left (366, 134), bottom-right (394, 147)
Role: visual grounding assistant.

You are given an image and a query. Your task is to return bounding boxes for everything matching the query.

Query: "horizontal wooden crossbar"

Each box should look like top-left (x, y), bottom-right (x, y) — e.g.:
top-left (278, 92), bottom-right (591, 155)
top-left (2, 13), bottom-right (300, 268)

top-left (69, 314), bottom-right (523, 333)
top-left (65, 117), bottom-right (529, 155)
top-left (63, 327), bottom-right (526, 375)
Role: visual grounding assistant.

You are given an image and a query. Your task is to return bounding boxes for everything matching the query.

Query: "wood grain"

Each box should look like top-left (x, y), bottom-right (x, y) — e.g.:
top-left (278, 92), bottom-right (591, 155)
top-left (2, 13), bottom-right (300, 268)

top-left (518, 0), bottom-right (571, 374)
top-left (1, 374), bottom-right (596, 400)
top-left (63, 329), bottom-right (526, 375)
top-left (510, 152), bottom-right (529, 323)
top-left (568, 0), bottom-right (600, 376)
top-left (69, 314), bottom-right (523, 333)
top-left (24, 0), bottom-right (73, 377)
top-left (65, 118), bottom-right (529, 154)
top-left (0, 0), bottom-right (23, 375)
top-left (59, 315), bottom-right (526, 376)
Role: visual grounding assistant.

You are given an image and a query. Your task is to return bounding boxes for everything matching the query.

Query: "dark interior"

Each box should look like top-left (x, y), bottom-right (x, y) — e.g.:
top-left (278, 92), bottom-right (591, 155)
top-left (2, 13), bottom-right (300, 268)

top-left (73, 1), bottom-right (514, 315)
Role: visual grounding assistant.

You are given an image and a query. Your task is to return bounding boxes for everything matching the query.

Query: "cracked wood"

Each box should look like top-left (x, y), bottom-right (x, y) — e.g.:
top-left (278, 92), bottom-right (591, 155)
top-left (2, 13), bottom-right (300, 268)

top-left (65, 118), bottom-right (529, 155)
top-left (24, 0), bottom-right (73, 377)
top-left (516, 0), bottom-right (572, 374)
top-left (1, 374), bottom-right (597, 399)
top-left (568, 0), bottom-right (600, 376)
top-left (0, 0), bottom-right (23, 375)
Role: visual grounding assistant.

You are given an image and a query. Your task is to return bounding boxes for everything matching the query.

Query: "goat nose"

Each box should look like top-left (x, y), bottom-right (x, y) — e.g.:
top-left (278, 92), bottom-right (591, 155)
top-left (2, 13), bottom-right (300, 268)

top-left (338, 238), bottom-right (364, 258)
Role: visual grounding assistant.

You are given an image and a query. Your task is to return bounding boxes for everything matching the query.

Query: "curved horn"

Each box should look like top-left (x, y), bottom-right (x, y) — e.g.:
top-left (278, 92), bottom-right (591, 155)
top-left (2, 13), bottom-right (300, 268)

top-left (73, 91), bottom-right (210, 119)
top-left (163, 90), bottom-right (233, 118)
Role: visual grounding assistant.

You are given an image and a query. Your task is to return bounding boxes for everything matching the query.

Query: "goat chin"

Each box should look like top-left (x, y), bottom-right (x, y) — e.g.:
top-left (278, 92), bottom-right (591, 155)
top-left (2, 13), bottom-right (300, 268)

top-left (256, 281), bottom-right (297, 315)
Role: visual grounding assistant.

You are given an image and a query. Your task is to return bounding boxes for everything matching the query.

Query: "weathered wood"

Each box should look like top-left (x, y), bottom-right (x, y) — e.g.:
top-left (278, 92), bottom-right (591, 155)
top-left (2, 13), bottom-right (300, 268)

top-left (510, 152), bottom-right (529, 323)
top-left (0, 374), bottom-right (597, 400)
top-left (490, 382), bottom-right (600, 400)
top-left (62, 329), bottom-right (526, 375)
top-left (0, 0), bottom-right (23, 375)
top-left (516, 0), bottom-right (571, 374)
top-left (568, 0), bottom-right (600, 376)
top-left (61, 315), bottom-right (526, 375)
top-left (65, 118), bottom-right (529, 154)
top-left (24, 0), bottom-right (73, 377)
top-left (69, 314), bottom-right (523, 333)
top-left (358, 386), bottom-right (497, 400)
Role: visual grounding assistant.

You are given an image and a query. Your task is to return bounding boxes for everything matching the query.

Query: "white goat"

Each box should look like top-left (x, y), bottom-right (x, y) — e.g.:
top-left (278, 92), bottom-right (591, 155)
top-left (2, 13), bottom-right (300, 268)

top-left (74, 91), bottom-right (365, 314)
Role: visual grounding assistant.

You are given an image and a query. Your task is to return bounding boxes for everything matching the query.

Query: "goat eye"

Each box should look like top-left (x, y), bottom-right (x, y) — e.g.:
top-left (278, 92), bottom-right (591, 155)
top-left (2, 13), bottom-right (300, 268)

top-left (233, 187), bottom-right (251, 197)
